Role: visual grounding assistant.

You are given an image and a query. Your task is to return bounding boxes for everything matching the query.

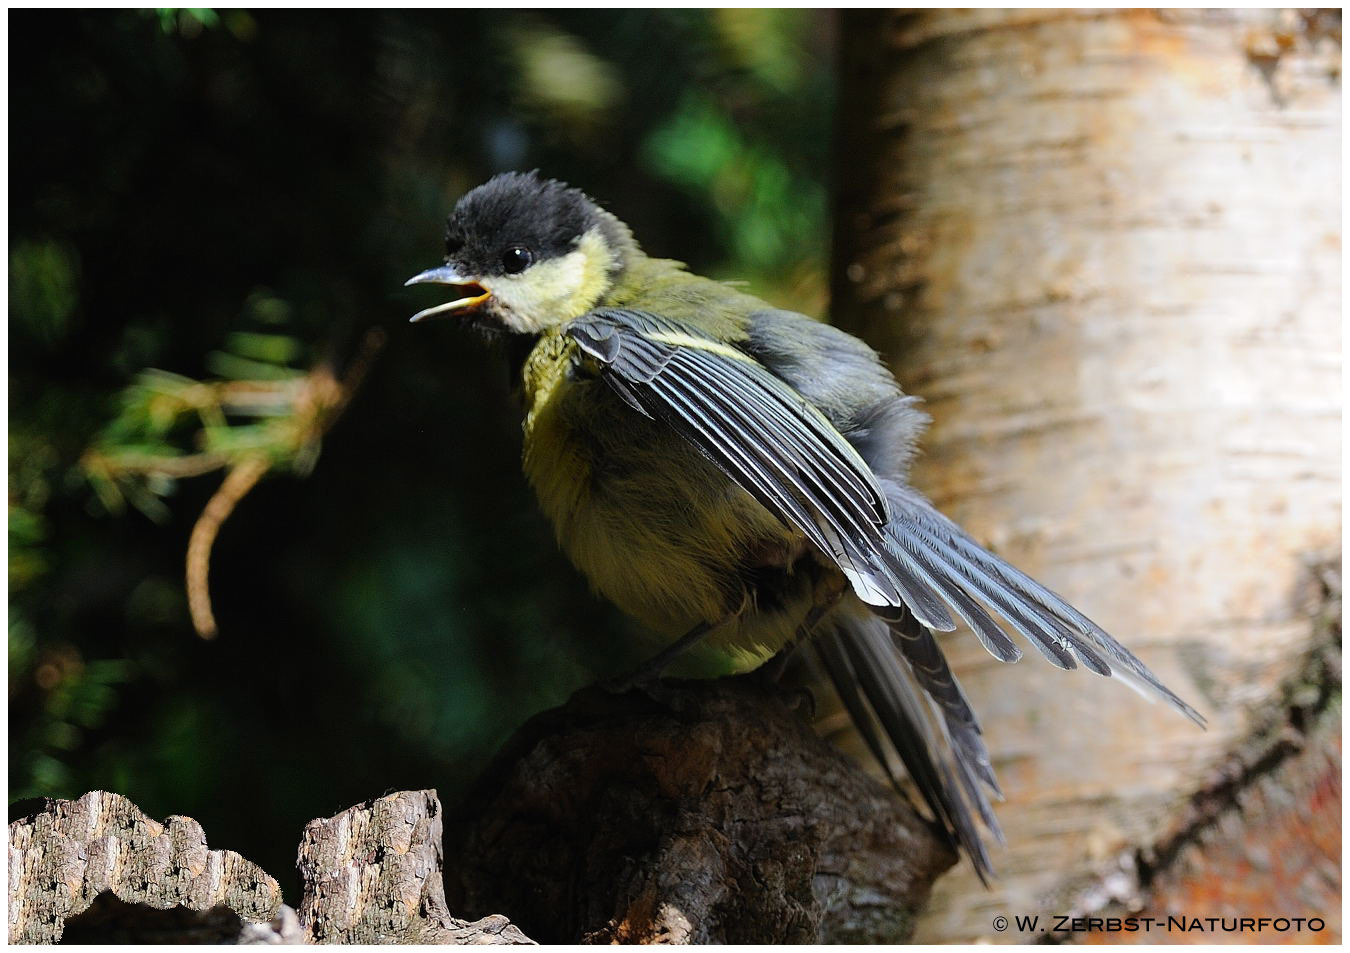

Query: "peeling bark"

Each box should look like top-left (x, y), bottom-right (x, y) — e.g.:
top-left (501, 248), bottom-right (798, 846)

top-left (298, 790), bottom-right (535, 945)
top-left (1046, 561), bottom-right (1341, 943)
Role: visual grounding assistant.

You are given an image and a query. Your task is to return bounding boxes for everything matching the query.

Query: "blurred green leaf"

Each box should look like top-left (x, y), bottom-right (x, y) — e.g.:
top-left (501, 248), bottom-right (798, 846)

top-left (711, 9), bottom-right (810, 93)
top-left (225, 331), bottom-right (303, 366)
top-left (508, 22), bottom-right (624, 138)
top-left (206, 349), bottom-right (304, 381)
top-left (151, 8), bottom-right (219, 37)
top-left (9, 240), bottom-right (80, 347)
top-left (9, 619), bottom-right (37, 692)
top-left (643, 92), bottom-right (826, 284)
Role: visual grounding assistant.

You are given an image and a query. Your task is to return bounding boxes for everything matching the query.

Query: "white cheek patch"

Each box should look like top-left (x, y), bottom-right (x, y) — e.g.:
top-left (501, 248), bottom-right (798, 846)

top-left (487, 250), bottom-right (589, 333)
top-left (484, 229), bottom-right (616, 333)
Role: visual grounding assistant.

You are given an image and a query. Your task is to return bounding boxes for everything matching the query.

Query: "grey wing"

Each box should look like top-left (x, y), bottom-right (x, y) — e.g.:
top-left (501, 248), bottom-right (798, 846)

top-left (741, 307), bottom-right (931, 481)
top-left (567, 308), bottom-right (958, 629)
top-left (740, 308), bottom-right (1205, 726)
top-left (567, 305), bottom-right (1203, 880)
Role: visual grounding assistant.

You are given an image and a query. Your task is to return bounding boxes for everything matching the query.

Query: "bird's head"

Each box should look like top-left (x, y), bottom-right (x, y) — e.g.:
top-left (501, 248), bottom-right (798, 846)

top-left (406, 171), bottom-right (636, 334)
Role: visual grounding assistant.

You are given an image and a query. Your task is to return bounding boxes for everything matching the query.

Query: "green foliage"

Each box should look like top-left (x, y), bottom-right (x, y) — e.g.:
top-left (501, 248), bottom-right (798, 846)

top-left (9, 9), bottom-right (834, 888)
top-left (82, 329), bottom-right (321, 522)
top-left (645, 93), bottom-right (826, 277)
top-left (10, 628), bottom-right (135, 801)
top-left (506, 22), bottom-right (625, 141)
top-left (10, 240), bottom-right (81, 348)
top-left (150, 8), bottom-right (219, 37)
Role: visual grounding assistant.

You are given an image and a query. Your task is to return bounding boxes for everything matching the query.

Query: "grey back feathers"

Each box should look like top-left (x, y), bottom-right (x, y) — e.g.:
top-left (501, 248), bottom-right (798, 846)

top-left (743, 308), bottom-right (928, 481)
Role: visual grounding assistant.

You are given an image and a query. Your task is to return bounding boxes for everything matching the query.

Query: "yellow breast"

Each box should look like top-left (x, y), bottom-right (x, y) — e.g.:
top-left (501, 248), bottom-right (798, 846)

top-left (520, 332), bottom-right (594, 536)
top-left (518, 330), bottom-right (802, 667)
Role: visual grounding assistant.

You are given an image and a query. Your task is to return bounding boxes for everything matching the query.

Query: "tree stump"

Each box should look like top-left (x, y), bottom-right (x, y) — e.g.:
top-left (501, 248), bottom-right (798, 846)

top-left (446, 677), bottom-right (954, 943)
top-left (9, 676), bottom-right (954, 943)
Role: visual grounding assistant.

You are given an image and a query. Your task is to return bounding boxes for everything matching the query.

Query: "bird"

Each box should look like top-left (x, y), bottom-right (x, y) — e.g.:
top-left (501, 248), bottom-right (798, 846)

top-left (405, 171), bottom-right (1203, 879)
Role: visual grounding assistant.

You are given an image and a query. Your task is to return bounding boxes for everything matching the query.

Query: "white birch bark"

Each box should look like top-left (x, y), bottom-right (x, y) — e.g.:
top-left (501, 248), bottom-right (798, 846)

top-left (833, 9), bottom-right (1340, 942)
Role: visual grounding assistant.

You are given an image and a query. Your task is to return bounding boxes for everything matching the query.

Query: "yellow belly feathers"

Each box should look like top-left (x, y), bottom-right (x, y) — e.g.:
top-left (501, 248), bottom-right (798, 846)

top-left (520, 330), bottom-right (811, 671)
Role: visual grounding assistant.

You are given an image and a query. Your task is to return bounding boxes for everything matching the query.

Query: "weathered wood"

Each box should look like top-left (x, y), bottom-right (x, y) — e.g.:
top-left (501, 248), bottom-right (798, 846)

top-left (833, 9), bottom-right (1340, 941)
top-left (8, 789), bottom-right (532, 945)
top-left (445, 676), bottom-right (955, 943)
top-left (297, 790), bottom-right (533, 945)
top-left (7, 790), bottom-right (283, 944)
top-left (60, 893), bottom-right (304, 945)
top-left (10, 680), bottom-right (952, 943)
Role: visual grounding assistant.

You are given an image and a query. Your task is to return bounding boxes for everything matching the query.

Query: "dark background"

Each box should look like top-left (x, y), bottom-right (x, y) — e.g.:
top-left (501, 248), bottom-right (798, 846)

top-left (9, 9), bottom-right (835, 894)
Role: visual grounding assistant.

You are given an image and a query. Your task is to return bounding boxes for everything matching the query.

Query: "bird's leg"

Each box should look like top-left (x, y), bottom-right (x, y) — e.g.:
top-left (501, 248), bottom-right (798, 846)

top-left (758, 576), bottom-right (849, 684)
top-left (603, 617), bottom-right (728, 692)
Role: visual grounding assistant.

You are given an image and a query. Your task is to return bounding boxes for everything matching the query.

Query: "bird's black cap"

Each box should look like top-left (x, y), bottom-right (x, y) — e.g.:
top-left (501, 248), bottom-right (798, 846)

top-left (444, 171), bottom-right (630, 277)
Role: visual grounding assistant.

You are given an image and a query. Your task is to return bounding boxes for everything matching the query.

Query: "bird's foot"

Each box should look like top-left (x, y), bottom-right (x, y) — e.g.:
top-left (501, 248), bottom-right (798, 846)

top-left (600, 619), bottom-right (719, 694)
top-left (600, 663), bottom-right (662, 695)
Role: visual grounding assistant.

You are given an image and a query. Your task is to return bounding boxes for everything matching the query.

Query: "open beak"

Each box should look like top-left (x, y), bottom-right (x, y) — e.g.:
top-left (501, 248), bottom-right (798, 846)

top-left (404, 265), bottom-right (492, 323)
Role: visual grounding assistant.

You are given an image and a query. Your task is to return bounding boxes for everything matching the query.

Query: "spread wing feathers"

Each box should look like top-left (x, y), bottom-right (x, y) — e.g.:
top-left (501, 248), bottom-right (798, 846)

top-left (569, 308), bottom-right (956, 629)
top-left (567, 308), bottom-right (1204, 729)
top-left (883, 482), bottom-right (1207, 727)
top-left (816, 616), bottom-right (1000, 883)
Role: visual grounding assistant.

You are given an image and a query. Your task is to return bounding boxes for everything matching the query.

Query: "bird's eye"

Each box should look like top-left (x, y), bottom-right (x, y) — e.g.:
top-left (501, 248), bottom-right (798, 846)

top-left (502, 246), bottom-right (533, 274)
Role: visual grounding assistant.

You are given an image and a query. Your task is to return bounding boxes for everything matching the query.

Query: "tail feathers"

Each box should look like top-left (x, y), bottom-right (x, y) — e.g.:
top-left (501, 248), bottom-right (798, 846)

top-left (812, 482), bottom-right (1204, 880)
top-left (886, 609), bottom-right (1003, 800)
top-left (818, 615), bottom-right (1001, 882)
top-left (816, 626), bottom-right (899, 786)
top-left (880, 482), bottom-right (1205, 727)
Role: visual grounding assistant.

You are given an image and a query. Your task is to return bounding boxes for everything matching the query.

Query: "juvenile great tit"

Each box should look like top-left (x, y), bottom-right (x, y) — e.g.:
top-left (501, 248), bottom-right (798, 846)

top-left (406, 171), bottom-right (1203, 878)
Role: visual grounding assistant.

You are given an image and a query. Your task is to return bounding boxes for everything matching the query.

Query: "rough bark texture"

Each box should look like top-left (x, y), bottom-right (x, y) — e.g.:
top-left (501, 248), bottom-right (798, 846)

top-left (298, 790), bottom-right (534, 945)
top-left (60, 893), bottom-right (305, 945)
top-left (7, 790), bottom-right (283, 944)
top-left (445, 677), bottom-right (955, 943)
top-left (10, 679), bottom-right (955, 943)
top-left (7, 790), bottom-right (530, 945)
top-left (833, 8), bottom-right (1341, 943)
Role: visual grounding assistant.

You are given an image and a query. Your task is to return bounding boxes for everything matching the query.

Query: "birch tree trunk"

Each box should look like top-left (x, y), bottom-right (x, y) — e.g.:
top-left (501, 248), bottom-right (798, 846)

top-left (833, 9), bottom-right (1340, 943)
